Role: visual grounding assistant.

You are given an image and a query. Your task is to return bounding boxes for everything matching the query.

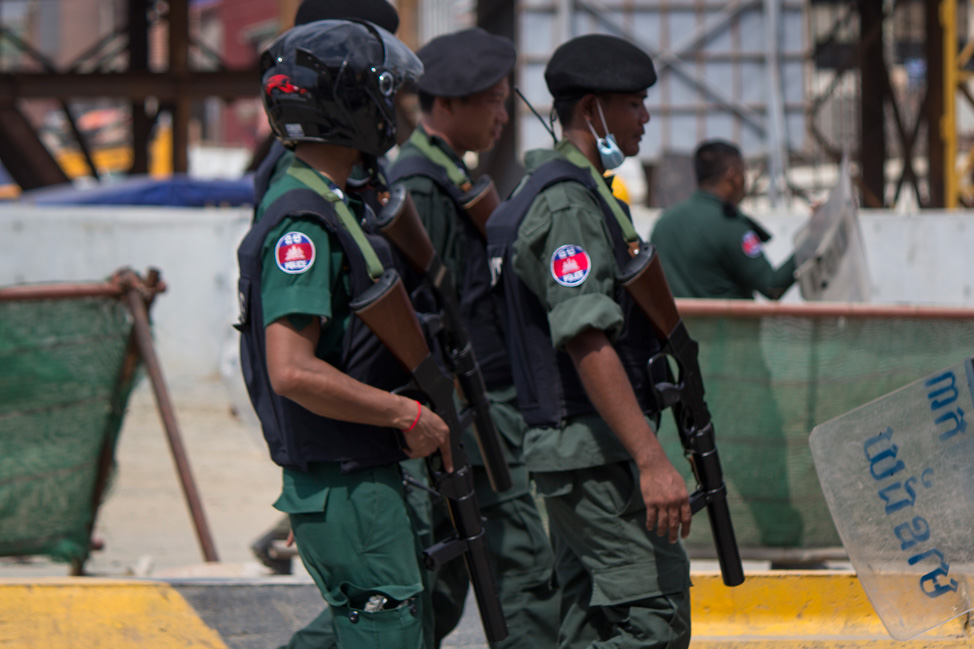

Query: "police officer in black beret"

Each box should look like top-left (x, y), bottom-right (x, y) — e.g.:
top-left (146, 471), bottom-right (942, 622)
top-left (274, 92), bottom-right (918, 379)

top-left (486, 33), bottom-right (692, 649)
top-left (386, 27), bottom-right (560, 649)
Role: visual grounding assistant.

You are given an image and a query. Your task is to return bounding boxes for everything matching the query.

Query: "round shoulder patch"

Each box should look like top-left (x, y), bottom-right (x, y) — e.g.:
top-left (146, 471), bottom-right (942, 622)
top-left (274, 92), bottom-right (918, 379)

top-left (741, 231), bottom-right (763, 258)
top-left (550, 244), bottom-right (591, 287)
top-left (275, 231), bottom-right (316, 274)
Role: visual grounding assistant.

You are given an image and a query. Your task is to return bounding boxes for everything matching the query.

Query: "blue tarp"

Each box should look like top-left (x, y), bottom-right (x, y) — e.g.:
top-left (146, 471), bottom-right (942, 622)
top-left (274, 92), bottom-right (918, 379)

top-left (20, 174), bottom-right (255, 207)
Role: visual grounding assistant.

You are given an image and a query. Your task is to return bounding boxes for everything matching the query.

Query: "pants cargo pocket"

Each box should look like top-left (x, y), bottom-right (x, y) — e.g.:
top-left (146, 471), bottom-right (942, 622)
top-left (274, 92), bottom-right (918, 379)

top-left (332, 598), bottom-right (423, 649)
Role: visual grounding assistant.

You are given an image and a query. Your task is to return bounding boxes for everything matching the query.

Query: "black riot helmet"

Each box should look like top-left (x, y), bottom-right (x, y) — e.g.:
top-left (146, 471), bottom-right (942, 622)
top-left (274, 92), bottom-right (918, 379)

top-left (259, 19), bottom-right (422, 157)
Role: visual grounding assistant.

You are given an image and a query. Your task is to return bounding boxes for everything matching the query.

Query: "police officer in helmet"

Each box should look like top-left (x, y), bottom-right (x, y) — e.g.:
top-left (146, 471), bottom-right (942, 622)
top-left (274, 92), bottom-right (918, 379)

top-left (238, 18), bottom-right (449, 648)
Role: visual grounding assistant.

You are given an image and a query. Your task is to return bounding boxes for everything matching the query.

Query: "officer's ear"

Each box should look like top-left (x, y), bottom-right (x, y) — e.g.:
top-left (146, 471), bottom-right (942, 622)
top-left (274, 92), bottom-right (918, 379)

top-left (433, 95), bottom-right (456, 116)
top-left (577, 94), bottom-right (598, 123)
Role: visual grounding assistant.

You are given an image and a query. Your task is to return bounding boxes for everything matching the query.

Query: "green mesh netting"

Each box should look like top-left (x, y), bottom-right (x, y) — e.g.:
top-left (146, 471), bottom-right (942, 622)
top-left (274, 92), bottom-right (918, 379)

top-left (0, 296), bottom-right (140, 564)
top-left (656, 313), bottom-right (973, 552)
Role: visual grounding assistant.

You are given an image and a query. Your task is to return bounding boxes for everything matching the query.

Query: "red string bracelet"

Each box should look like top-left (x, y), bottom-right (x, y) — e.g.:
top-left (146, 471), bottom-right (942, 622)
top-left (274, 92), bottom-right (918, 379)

top-left (402, 400), bottom-right (422, 432)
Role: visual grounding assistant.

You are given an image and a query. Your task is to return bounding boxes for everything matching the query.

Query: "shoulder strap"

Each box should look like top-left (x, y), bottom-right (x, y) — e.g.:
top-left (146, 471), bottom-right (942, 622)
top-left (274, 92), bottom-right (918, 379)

top-left (386, 154), bottom-right (466, 204)
top-left (557, 144), bottom-right (639, 245)
top-left (287, 163), bottom-right (385, 280)
top-left (398, 128), bottom-right (470, 189)
top-left (487, 159), bottom-right (633, 269)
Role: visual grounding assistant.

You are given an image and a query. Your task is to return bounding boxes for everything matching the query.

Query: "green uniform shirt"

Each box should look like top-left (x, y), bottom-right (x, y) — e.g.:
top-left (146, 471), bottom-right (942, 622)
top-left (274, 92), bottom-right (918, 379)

top-left (255, 155), bottom-right (352, 365)
top-left (255, 154), bottom-right (363, 515)
top-left (391, 127), bottom-right (535, 503)
top-left (392, 125), bottom-right (469, 281)
top-left (650, 189), bottom-right (796, 299)
top-left (511, 141), bottom-right (635, 472)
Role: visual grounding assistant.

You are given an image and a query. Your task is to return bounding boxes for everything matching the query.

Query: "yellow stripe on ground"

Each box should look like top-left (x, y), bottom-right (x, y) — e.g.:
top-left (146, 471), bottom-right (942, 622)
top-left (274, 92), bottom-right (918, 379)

top-left (691, 571), bottom-right (972, 648)
top-left (0, 578), bottom-right (227, 649)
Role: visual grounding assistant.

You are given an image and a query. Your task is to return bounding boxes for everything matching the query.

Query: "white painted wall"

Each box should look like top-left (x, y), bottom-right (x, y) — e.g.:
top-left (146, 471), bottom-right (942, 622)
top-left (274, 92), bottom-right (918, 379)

top-left (0, 204), bottom-right (251, 397)
top-left (2, 204), bottom-right (972, 393)
top-left (633, 207), bottom-right (974, 306)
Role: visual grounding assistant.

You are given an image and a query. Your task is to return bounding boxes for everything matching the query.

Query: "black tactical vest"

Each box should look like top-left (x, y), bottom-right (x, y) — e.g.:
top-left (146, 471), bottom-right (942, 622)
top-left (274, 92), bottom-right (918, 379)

top-left (236, 187), bottom-right (409, 472)
top-left (485, 159), bottom-right (663, 428)
top-left (387, 155), bottom-right (512, 389)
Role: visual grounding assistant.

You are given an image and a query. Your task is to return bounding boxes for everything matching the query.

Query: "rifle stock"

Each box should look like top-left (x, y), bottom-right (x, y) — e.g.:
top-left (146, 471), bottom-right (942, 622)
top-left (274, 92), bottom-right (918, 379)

top-left (619, 244), bottom-right (745, 587)
top-left (460, 175), bottom-right (501, 240)
top-left (376, 187), bottom-right (512, 493)
top-left (350, 270), bottom-right (509, 643)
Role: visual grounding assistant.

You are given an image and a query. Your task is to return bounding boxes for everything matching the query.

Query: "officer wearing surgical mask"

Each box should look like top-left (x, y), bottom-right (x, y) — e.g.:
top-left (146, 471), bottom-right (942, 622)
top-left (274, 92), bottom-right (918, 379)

top-left (485, 34), bottom-right (692, 649)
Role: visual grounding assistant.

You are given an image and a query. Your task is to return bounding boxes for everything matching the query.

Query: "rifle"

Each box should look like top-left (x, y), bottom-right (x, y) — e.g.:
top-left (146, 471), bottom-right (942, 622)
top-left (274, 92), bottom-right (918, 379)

top-left (618, 243), bottom-right (746, 587)
top-left (459, 175), bottom-right (501, 239)
top-left (350, 269), bottom-right (509, 643)
top-left (374, 183), bottom-right (512, 493)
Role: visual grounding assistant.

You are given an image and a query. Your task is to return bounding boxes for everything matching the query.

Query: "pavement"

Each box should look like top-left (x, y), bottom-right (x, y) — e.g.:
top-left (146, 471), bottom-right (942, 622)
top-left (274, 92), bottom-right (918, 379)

top-left (2, 378), bottom-right (972, 649)
top-left (0, 378), bottom-right (496, 648)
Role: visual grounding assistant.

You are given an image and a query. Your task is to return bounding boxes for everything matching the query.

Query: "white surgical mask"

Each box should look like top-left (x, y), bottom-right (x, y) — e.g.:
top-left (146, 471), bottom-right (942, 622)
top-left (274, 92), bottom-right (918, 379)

top-left (585, 99), bottom-right (625, 170)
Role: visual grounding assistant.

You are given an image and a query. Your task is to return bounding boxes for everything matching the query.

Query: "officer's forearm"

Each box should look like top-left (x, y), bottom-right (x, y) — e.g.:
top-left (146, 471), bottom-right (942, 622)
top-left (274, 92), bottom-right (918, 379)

top-left (758, 253), bottom-right (797, 300)
top-left (265, 319), bottom-right (417, 430)
top-left (565, 328), bottom-right (668, 471)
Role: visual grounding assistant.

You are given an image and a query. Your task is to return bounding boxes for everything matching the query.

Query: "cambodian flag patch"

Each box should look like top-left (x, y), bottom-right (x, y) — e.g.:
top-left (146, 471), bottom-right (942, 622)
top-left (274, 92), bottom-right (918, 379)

top-left (275, 232), bottom-right (316, 274)
top-left (550, 244), bottom-right (591, 287)
top-left (741, 231), bottom-right (762, 258)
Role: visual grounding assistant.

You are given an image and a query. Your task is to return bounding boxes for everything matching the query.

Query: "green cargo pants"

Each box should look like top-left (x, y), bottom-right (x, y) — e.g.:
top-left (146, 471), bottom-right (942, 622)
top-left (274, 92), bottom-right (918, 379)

top-left (535, 460), bottom-right (692, 649)
top-left (288, 463), bottom-right (432, 649)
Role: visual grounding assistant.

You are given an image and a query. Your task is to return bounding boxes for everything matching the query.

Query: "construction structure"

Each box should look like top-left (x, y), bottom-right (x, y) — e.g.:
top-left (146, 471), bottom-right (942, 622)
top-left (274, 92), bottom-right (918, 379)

top-left (1, 1), bottom-right (974, 207)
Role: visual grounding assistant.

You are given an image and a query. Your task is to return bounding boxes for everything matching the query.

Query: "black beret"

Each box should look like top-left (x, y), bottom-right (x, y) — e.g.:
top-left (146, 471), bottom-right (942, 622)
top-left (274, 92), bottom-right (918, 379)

top-left (294, 0), bottom-right (399, 33)
top-left (416, 28), bottom-right (516, 97)
top-left (545, 34), bottom-right (657, 100)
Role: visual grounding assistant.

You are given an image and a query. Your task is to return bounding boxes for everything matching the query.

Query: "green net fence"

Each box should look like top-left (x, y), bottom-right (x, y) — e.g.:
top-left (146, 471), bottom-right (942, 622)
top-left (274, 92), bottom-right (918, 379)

top-left (655, 302), bottom-right (974, 556)
top-left (0, 287), bottom-right (141, 566)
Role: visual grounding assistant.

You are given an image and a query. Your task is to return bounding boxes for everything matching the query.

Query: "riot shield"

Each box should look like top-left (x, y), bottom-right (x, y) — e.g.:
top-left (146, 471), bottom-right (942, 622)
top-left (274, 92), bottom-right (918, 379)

top-left (809, 356), bottom-right (974, 640)
top-left (793, 153), bottom-right (871, 301)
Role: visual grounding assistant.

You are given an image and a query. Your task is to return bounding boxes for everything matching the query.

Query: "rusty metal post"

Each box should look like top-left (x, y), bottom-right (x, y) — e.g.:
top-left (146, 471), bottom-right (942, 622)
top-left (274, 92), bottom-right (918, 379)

top-left (129, 0), bottom-right (151, 175)
top-left (168, 0), bottom-right (190, 174)
top-left (858, 0), bottom-right (887, 207)
top-left (926, 0), bottom-right (946, 208)
top-left (122, 270), bottom-right (220, 563)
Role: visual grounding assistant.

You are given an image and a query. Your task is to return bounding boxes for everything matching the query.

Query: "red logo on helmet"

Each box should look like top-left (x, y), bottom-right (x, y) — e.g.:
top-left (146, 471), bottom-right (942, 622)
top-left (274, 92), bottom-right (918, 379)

top-left (265, 74), bottom-right (307, 96)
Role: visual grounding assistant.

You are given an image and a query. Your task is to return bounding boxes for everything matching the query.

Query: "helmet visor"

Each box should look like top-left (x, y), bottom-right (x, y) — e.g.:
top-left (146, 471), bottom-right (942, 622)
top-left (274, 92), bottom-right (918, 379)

top-left (371, 25), bottom-right (423, 94)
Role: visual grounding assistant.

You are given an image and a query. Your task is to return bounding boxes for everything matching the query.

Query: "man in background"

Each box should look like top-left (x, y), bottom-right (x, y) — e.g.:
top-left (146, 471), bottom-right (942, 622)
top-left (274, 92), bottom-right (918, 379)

top-left (650, 139), bottom-right (796, 300)
top-left (650, 139), bottom-right (804, 554)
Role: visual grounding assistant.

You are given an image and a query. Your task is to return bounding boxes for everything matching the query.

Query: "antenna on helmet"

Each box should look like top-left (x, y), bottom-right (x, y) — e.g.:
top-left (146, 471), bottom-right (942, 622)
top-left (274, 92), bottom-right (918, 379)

top-left (514, 86), bottom-right (557, 147)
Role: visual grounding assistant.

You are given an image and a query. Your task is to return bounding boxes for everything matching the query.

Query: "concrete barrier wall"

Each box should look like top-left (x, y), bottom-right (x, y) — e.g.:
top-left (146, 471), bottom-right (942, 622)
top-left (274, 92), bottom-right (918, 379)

top-left (632, 208), bottom-right (974, 306)
top-left (1, 204), bottom-right (972, 388)
top-left (0, 205), bottom-right (251, 393)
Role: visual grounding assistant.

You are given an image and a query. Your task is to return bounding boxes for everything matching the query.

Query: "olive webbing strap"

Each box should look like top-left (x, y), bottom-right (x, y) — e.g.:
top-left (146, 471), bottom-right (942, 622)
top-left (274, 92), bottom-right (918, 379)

top-left (558, 140), bottom-right (640, 245)
top-left (406, 128), bottom-right (471, 190)
top-left (287, 164), bottom-right (385, 280)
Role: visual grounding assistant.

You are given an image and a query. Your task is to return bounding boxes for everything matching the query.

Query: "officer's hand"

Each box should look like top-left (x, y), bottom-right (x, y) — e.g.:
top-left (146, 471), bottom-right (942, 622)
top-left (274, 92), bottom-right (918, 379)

top-left (639, 459), bottom-right (692, 543)
top-left (401, 403), bottom-right (454, 472)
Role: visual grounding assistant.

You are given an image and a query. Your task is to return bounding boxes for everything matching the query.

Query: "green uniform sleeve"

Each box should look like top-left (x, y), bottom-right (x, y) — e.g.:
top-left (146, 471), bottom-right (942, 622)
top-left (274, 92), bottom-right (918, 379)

top-left (721, 220), bottom-right (796, 299)
top-left (513, 181), bottom-right (624, 349)
top-left (260, 214), bottom-right (338, 329)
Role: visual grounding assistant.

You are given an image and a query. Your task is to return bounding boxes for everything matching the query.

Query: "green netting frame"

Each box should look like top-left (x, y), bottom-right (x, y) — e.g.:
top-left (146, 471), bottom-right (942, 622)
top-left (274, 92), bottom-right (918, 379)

top-left (0, 292), bottom-right (141, 566)
top-left (655, 305), bottom-right (974, 553)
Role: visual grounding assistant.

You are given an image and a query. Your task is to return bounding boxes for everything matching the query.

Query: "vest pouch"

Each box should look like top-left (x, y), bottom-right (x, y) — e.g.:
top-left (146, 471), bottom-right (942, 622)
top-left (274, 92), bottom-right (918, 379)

top-left (462, 175), bottom-right (500, 238)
